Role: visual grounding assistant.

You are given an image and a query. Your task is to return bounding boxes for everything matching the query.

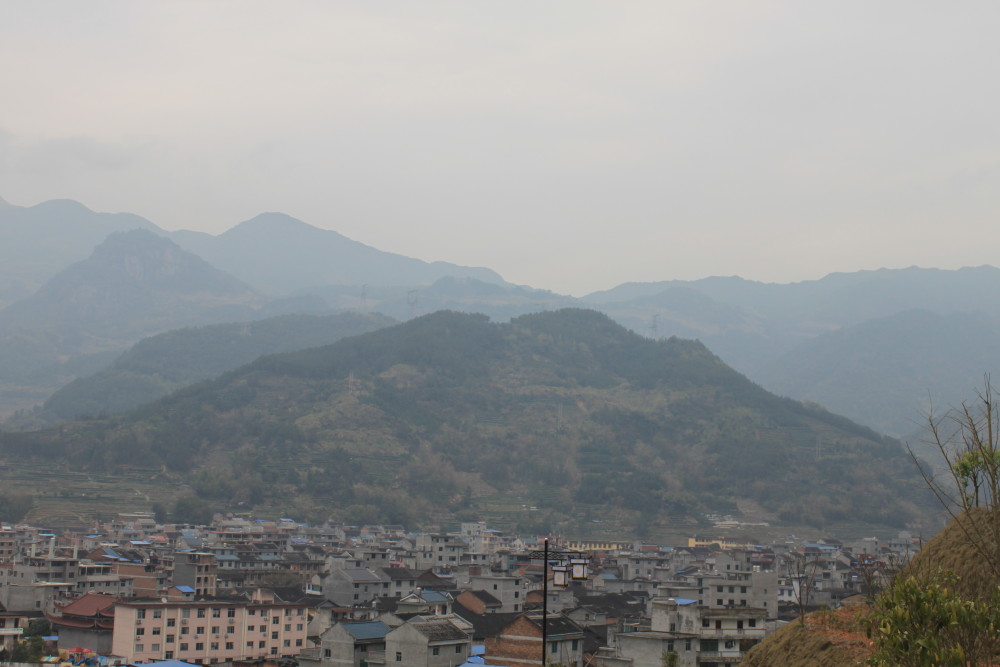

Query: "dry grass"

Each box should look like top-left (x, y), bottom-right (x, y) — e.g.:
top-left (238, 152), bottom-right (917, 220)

top-left (743, 606), bottom-right (873, 667)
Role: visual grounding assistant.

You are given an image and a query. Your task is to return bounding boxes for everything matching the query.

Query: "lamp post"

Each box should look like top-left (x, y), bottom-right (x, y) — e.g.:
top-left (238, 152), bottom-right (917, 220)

top-left (529, 539), bottom-right (589, 667)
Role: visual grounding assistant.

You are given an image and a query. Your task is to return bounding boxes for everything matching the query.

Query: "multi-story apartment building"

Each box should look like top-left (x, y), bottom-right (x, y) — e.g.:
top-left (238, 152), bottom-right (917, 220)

top-left (466, 575), bottom-right (525, 613)
top-left (173, 552), bottom-right (218, 597)
top-left (414, 535), bottom-right (468, 570)
top-left (111, 592), bottom-right (310, 664)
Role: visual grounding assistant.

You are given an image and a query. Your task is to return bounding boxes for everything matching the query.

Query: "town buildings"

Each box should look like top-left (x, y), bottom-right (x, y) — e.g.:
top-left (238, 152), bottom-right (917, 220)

top-left (0, 514), bottom-right (919, 667)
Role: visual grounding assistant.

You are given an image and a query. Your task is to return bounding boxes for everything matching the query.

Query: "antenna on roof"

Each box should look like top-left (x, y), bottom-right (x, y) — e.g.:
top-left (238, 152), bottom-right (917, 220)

top-left (650, 314), bottom-right (659, 340)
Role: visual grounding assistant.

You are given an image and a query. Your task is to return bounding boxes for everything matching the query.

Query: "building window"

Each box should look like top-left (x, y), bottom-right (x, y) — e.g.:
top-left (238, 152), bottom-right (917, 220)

top-left (284, 624), bottom-right (291, 632)
top-left (296, 640), bottom-right (302, 647)
top-left (197, 609), bottom-right (206, 618)
top-left (395, 652), bottom-right (402, 662)
top-left (324, 649), bottom-right (331, 658)
top-left (210, 643), bottom-right (219, 650)
top-left (749, 619), bottom-right (757, 628)
top-left (153, 610), bottom-right (162, 619)
top-left (433, 648), bottom-right (440, 656)
top-left (456, 646), bottom-right (462, 654)
top-left (228, 609), bottom-right (236, 618)
top-left (272, 632), bottom-right (278, 640)
top-left (572, 640), bottom-right (579, 650)
top-left (167, 619), bottom-right (176, 627)
top-left (684, 639), bottom-right (692, 651)
top-left (136, 628), bottom-right (145, 636)
top-left (197, 627), bottom-right (205, 635)
top-left (667, 640), bottom-right (674, 652)
top-left (196, 643), bottom-right (204, 651)
top-left (153, 627), bottom-right (162, 636)
top-left (211, 627), bottom-right (219, 634)
top-left (227, 626), bottom-right (235, 634)
top-left (212, 609), bottom-right (221, 618)
top-left (151, 644), bottom-right (160, 652)
top-left (135, 644), bottom-right (144, 653)
top-left (137, 610), bottom-right (146, 620)
top-left (182, 609), bottom-right (190, 619)
top-left (165, 651), bottom-right (174, 659)
top-left (180, 643), bottom-right (188, 651)
top-left (259, 641), bottom-right (266, 648)
top-left (272, 617), bottom-right (279, 625)
top-left (181, 627), bottom-right (189, 635)
top-left (166, 635), bottom-right (174, 644)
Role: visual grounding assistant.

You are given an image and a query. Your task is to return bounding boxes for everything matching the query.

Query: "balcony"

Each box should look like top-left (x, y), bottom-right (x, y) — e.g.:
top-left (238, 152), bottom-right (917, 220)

top-left (697, 650), bottom-right (744, 663)
top-left (702, 628), bottom-right (765, 639)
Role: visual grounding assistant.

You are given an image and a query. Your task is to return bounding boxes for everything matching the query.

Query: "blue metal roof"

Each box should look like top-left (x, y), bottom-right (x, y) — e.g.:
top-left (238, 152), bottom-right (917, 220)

top-left (175, 585), bottom-right (195, 593)
top-left (342, 621), bottom-right (389, 640)
top-left (419, 590), bottom-right (450, 603)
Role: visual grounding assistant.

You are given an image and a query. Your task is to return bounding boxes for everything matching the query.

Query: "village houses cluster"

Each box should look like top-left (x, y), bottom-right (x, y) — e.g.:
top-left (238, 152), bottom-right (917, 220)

top-left (0, 515), bottom-right (921, 667)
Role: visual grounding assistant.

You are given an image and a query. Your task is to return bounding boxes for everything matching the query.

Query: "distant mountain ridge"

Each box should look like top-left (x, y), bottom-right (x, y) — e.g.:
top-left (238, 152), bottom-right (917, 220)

top-left (0, 229), bottom-right (261, 342)
top-left (0, 198), bottom-right (159, 308)
top-left (2, 194), bottom-right (999, 443)
top-left (168, 211), bottom-right (506, 294)
top-left (0, 229), bottom-right (262, 417)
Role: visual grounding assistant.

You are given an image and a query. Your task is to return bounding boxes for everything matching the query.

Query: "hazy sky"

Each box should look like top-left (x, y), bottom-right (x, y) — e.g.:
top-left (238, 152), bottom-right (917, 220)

top-left (2, 2), bottom-right (999, 296)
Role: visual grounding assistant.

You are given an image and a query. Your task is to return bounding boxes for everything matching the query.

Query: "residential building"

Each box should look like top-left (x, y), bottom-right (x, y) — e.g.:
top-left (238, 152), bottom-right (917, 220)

top-left (111, 592), bottom-right (309, 664)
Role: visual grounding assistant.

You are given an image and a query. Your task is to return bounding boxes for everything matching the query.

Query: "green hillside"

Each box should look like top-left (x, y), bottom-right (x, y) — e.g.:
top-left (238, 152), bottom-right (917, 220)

top-left (37, 311), bottom-right (395, 423)
top-left (0, 309), bottom-right (933, 532)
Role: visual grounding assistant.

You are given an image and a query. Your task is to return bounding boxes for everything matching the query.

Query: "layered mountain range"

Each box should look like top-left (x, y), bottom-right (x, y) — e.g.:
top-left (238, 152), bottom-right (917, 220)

top-left (2, 196), bottom-right (996, 444)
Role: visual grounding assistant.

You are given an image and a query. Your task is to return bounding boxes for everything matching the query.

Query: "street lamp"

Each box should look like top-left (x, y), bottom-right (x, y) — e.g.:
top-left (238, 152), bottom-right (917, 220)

top-left (529, 539), bottom-right (589, 667)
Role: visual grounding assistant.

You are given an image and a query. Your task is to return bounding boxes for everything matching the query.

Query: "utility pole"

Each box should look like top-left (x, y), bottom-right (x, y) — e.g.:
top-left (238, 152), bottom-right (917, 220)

top-left (528, 540), bottom-right (589, 667)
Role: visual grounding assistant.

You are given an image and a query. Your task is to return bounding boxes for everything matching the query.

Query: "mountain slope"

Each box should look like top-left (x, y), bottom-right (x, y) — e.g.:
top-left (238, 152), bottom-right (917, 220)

top-left (0, 309), bottom-right (932, 531)
top-left (170, 212), bottom-right (506, 293)
top-left (37, 311), bottom-right (395, 423)
top-left (0, 198), bottom-right (159, 308)
top-left (0, 229), bottom-right (261, 343)
top-left (0, 230), bottom-right (262, 416)
top-left (755, 310), bottom-right (1000, 437)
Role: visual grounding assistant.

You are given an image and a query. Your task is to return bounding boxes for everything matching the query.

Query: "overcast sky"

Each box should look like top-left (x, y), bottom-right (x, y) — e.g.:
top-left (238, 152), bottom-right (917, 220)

top-left (2, 2), bottom-right (999, 296)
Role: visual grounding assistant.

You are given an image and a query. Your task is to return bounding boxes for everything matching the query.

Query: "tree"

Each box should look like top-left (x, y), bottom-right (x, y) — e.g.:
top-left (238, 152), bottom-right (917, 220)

top-left (913, 378), bottom-right (1000, 579)
top-left (171, 496), bottom-right (213, 525)
top-left (10, 636), bottom-right (44, 662)
top-left (0, 492), bottom-right (34, 523)
top-left (151, 501), bottom-right (168, 523)
top-left (787, 551), bottom-right (823, 624)
top-left (868, 572), bottom-right (1000, 667)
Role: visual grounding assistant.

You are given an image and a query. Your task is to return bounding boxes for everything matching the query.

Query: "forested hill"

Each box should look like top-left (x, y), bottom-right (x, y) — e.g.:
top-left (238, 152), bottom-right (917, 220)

top-left (0, 309), bottom-right (931, 531)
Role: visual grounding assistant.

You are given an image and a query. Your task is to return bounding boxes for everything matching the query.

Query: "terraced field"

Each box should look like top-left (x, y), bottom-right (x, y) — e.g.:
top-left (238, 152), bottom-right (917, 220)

top-left (0, 461), bottom-right (181, 529)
